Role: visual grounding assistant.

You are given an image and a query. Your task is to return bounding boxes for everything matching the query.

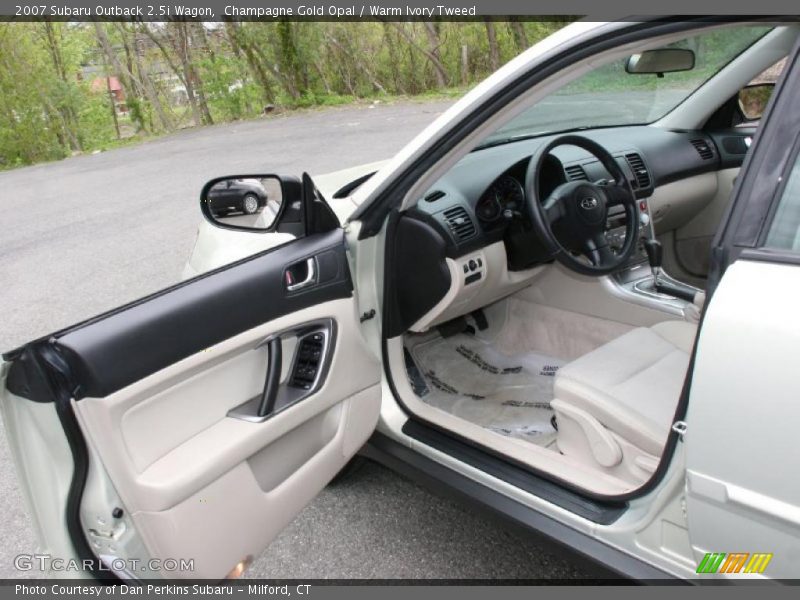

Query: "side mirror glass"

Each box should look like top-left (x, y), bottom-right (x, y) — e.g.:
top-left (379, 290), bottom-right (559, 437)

top-left (738, 83), bottom-right (775, 121)
top-left (625, 48), bottom-right (695, 75)
top-left (201, 175), bottom-right (297, 233)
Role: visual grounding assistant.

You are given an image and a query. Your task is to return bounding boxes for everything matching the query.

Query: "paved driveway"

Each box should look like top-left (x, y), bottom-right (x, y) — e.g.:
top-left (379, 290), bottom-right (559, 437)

top-left (0, 99), bottom-right (588, 579)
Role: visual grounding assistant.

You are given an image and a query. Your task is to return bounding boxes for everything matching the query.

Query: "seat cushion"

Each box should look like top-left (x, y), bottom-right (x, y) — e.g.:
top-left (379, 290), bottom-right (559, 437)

top-left (554, 320), bottom-right (697, 455)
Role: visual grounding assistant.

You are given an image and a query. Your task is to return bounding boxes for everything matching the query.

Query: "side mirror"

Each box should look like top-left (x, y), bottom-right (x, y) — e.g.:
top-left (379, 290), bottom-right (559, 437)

top-left (625, 48), bottom-right (695, 75)
top-left (200, 173), bottom-right (339, 237)
top-left (738, 83), bottom-right (775, 121)
top-left (201, 174), bottom-right (304, 235)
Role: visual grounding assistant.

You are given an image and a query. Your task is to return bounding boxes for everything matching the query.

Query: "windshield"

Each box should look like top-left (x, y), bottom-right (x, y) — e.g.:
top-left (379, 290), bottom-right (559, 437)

top-left (482, 25), bottom-right (772, 145)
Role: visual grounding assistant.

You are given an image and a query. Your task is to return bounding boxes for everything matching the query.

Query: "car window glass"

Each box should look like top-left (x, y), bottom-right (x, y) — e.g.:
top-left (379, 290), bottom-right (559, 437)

top-left (481, 25), bottom-right (772, 143)
top-left (765, 154), bottom-right (800, 251)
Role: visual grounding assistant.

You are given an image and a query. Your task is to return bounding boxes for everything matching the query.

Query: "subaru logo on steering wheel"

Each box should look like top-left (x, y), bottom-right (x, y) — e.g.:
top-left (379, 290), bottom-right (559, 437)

top-left (580, 197), bottom-right (599, 210)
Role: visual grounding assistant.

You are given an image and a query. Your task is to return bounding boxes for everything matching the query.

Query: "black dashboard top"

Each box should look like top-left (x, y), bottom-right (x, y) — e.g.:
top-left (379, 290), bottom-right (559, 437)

top-left (414, 125), bottom-right (737, 256)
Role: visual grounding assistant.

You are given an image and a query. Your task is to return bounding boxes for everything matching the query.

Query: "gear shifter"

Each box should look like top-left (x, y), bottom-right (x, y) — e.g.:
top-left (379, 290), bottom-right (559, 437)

top-left (642, 238), bottom-right (697, 303)
top-left (643, 238), bottom-right (663, 284)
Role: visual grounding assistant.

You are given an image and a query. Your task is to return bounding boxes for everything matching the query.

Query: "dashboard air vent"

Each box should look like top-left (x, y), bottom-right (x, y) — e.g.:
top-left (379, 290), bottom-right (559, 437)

top-left (424, 190), bottom-right (446, 203)
top-left (624, 153), bottom-right (651, 189)
top-left (690, 138), bottom-right (714, 160)
top-left (564, 164), bottom-right (588, 181)
top-left (442, 206), bottom-right (476, 242)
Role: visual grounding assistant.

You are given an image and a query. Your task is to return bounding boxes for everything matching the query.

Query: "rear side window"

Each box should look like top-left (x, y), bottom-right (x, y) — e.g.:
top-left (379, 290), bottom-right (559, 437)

top-left (765, 150), bottom-right (800, 251)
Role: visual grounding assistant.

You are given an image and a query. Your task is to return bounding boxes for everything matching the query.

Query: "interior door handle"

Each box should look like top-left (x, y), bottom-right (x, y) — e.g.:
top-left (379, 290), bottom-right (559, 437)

top-left (286, 258), bottom-right (317, 292)
top-left (256, 338), bottom-right (282, 417)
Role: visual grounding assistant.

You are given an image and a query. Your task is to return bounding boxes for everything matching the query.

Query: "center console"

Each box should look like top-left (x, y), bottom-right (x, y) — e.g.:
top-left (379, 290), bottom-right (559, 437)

top-left (608, 198), bottom-right (703, 319)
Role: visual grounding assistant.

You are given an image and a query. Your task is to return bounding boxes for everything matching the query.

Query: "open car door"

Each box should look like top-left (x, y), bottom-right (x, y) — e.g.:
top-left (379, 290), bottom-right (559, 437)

top-left (0, 210), bottom-right (381, 580)
top-left (683, 42), bottom-right (800, 580)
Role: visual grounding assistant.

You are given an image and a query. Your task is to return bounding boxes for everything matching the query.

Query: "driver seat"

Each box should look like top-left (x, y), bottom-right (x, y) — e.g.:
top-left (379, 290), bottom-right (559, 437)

top-left (551, 320), bottom-right (696, 485)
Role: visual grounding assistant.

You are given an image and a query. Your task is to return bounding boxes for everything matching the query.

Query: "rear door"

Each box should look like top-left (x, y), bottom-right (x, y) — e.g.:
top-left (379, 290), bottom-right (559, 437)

top-left (0, 227), bottom-right (381, 580)
top-left (684, 39), bottom-right (800, 580)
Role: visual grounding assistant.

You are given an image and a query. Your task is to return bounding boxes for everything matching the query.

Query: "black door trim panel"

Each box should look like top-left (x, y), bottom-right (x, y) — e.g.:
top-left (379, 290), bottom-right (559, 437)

top-left (10, 229), bottom-right (352, 401)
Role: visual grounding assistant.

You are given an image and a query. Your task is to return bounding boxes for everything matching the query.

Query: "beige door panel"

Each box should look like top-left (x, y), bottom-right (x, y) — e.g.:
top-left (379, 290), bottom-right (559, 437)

top-left (133, 386), bottom-right (379, 580)
top-left (71, 297), bottom-right (380, 578)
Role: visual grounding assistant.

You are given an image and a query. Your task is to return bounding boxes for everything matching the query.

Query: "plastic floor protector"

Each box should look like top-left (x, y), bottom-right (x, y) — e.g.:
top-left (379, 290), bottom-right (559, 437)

top-left (407, 334), bottom-right (564, 446)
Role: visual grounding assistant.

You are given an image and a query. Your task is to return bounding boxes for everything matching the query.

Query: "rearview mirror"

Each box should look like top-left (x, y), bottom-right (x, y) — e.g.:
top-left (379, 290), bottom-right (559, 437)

top-left (201, 174), bottom-right (304, 234)
top-left (625, 48), bottom-right (695, 75)
top-left (738, 83), bottom-right (775, 121)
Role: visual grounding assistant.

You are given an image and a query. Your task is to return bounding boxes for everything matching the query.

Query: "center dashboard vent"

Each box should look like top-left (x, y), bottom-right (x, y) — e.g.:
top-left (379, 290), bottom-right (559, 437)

top-left (564, 164), bottom-right (588, 181)
top-left (624, 153), bottom-right (651, 189)
top-left (442, 205), bottom-right (476, 242)
top-left (690, 138), bottom-right (715, 160)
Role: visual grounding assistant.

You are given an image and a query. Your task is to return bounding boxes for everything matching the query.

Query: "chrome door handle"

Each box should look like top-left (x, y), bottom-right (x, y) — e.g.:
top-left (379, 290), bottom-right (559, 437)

top-left (286, 258), bottom-right (317, 291)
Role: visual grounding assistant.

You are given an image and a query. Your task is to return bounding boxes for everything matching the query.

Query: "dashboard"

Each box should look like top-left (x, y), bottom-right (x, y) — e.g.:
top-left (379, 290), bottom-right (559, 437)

top-left (412, 125), bottom-right (753, 259)
top-left (393, 124), bottom-right (755, 332)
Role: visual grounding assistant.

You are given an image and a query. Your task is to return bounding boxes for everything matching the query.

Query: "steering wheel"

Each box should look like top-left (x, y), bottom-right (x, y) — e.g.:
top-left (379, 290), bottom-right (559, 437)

top-left (524, 135), bottom-right (639, 276)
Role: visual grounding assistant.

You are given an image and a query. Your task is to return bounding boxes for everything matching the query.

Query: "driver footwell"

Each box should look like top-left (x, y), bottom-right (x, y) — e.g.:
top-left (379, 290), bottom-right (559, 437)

top-left (402, 298), bottom-right (636, 449)
top-left (405, 333), bottom-right (564, 447)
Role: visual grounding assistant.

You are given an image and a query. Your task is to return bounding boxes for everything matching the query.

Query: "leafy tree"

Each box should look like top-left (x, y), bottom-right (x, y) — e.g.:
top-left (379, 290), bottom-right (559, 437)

top-left (0, 19), bottom-right (572, 170)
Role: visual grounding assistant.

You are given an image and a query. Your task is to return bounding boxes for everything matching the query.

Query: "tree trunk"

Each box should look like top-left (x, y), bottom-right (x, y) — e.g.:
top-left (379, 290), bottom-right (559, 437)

top-left (509, 18), bottom-right (529, 51)
top-left (185, 24), bottom-right (213, 125)
top-left (461, 44), bottom-right (469, 86)
top-left (112, 23), bottom-right (148, 132)
top-left (225, 22), bottom-right (276, 106)
top-left (94, 22), bottom-right (148, 133)
top-left (138, 22), bottom-right (193, 127)
top-left (105, 72), bottom-right (121, 139)
top-left (484, 19), bottom-right (501, 71)
top-left (43, 22), bottom-right (81, 151)
top-left (128, 23), bottom-right (172, 131)
top-left (391, 22), bottom-right (448, 88)
top-left (325, 31), bottom-right (385, 96)
top-left (381, 22), bottom-right (406, 94)
top-left (172, 22), bottom-right (212, 126)
top-left (422, 22), bottom-right (448, 88)
top-left (275, 22), bottom-right (302, 100)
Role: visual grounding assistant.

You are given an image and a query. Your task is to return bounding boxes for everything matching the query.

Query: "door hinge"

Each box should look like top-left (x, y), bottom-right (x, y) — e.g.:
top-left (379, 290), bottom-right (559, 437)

top-left (360, 309), bottom-right (376, 323)
top-left (672, 420), bottom-right (688, 439)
